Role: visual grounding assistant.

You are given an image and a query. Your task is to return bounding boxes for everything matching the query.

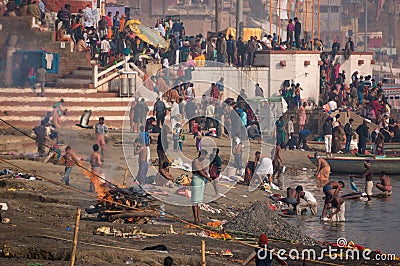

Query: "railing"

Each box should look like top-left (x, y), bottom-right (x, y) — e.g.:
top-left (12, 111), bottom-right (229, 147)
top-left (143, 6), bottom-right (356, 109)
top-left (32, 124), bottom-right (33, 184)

top-left (128, 62), bottom-right (145, 78)
top-left (92, 56), bottom-right (147, 88)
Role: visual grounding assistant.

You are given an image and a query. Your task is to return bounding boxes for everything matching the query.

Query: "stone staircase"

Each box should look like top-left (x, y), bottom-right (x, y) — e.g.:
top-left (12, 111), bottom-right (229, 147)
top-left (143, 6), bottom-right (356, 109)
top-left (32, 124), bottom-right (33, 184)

top-left (0, 88), bottom-right (156, 130)
top-left (46, 66), bottom-right (103, 88)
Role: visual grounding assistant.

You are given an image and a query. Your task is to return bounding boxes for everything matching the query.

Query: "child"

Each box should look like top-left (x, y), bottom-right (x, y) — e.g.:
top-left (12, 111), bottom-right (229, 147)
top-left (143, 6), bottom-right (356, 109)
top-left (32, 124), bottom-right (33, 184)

top-left (178, 128), bottom-right (185, 151)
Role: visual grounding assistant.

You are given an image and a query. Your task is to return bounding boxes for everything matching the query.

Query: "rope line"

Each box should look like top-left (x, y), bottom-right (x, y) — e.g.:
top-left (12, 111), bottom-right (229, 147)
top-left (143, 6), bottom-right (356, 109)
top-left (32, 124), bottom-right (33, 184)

top-left (0, 118), bottom-right (116, 187)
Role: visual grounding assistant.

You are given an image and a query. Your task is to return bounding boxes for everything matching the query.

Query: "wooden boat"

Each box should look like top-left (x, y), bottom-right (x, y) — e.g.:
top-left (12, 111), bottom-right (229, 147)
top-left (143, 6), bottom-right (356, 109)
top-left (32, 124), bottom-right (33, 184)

top-left (307, 141), bottom-right (400, 155)
top-left (308, 155), bottom-right (400, 174)
top-left (308, 141), bottom-right (400, 149)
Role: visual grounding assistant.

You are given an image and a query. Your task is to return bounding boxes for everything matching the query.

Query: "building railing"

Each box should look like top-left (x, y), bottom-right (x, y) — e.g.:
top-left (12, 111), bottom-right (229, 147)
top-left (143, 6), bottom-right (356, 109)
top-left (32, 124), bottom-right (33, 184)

top-left (92, 56), bottom-right (146, 88)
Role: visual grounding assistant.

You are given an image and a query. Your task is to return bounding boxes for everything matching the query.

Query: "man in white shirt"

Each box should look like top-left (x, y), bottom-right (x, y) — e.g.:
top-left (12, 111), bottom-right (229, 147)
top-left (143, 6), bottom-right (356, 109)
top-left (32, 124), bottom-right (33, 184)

top-left (100, 37), bottom-right (111, 67)
top-left (205, 103), bottom-right (215, 130)
top-left (296, 186), bottom-right (318, 215)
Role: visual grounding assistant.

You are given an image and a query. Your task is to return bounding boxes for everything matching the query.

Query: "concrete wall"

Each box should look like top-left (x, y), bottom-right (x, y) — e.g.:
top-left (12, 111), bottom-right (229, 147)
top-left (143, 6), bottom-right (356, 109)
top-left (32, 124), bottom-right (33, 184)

top-left (265, 51), bottom-right (321, 103)
top-left (186, 67), bottom-right (270, 99)
top-left (142, 52), bottom-right (372, 106)
top-left (335, 52), bottom-right (374, 86)
top-left (166, 51), bottom-right (322, 104)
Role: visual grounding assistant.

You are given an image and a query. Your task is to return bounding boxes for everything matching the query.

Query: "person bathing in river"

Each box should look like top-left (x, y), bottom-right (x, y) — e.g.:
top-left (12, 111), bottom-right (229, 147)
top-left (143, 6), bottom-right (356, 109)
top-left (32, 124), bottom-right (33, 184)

top-left (296, 186), bottom-right (318, 215)
top-left (376, 171), bottom-right (392, 194)
top-left (314, 156), bottom-right (330, 186)
top-left (327, 195), bottom-right (345, 222)
top-left (350, 160), bottom-right (373, 201)
top-left (321, 180), bottom-right (345, 219)
top-left (281, 187), bottom-right (300, 211)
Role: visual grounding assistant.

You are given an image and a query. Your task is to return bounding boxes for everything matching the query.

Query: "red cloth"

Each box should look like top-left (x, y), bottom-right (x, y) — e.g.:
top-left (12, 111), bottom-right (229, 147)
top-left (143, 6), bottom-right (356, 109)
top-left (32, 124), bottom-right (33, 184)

top-left (369, 100), bottom-right (383, 113)
top-left (210, 84), bottom-right (219, 100)
top-left (105, 16), bottom-right (112, 27)
top-left (259, 233), bottom-right (268, 245)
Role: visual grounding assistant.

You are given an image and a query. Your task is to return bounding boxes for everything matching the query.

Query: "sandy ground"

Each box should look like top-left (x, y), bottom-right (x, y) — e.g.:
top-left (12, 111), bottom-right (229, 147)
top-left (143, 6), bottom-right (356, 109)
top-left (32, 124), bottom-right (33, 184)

top-left (0, 128), bottom-right (388, 265)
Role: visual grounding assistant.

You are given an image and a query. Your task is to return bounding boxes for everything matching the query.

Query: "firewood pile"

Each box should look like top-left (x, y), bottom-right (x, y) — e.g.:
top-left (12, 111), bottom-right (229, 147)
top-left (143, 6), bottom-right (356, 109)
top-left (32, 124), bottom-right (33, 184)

top-left (85, 186), bottom-right (159, 223)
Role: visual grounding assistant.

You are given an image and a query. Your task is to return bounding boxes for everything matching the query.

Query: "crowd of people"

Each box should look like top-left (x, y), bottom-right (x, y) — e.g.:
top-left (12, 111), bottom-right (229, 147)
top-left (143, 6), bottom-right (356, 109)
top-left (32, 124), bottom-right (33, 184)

top-left (3, 0), bottom-right (47, 24)
top-left (318, 63), bottom-right (400, 156)
top-left (3, 0), bottom-right (333, 72)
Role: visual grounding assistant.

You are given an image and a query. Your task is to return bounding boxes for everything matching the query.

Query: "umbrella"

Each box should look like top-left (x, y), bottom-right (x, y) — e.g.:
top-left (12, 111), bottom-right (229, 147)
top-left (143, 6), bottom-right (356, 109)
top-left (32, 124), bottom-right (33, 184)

top-left (125, 20), bottom-right (168, 48)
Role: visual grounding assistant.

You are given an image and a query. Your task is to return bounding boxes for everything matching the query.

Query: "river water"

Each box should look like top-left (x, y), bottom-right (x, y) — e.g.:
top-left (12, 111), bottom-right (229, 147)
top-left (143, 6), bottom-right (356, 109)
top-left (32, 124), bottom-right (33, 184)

top-left (282, 171), bottom-right (400, 255)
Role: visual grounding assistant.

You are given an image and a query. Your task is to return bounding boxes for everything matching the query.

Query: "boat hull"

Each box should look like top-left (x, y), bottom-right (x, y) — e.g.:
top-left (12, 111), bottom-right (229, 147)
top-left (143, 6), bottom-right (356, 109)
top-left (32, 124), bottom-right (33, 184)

top-left (308, 155), bottom-right (400, 174)
top-left (308, 141), bottom-right (400, 151)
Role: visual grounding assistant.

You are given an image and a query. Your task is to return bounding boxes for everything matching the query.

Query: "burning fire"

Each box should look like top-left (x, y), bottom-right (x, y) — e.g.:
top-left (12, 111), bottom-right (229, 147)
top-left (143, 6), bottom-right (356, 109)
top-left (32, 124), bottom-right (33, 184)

top-left (82, 169), bottom-right (108, 198)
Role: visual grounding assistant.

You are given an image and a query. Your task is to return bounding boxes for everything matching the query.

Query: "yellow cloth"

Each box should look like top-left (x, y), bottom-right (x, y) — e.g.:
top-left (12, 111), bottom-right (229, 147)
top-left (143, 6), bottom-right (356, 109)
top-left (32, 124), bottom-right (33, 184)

top-left (224, 27), bottom-right (263, 41)
top-left (126, 20), bottom-right (167, 48)
top-left (194, 54), bottom-right (205, 67)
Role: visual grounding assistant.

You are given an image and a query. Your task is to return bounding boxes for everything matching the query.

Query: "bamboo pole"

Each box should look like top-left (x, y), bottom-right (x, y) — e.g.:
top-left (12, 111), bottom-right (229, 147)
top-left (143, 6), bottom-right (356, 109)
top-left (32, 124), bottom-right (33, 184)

top-left (288, 0), bottom-right (291, 19)
top-left (270, 0), bottom-right (273, 34)
top-left (318, 0), bottom-right (320, 41)
top-left (278, 0), bottom-right (281, 44)
top-left (122, 168), bottom-right (129, 186)
top-left (295, 0), bottom-right (298, 18)
top-left (70, 208), bottom-right (81, 266)
top-left (312, 0), bottom-right (315, 49)
top-left (305, 0), bottom-right (308, 34)
top-left (201, 240), bottom-right (206, 266)
top-left (215, 0), bottom-right (219, 33)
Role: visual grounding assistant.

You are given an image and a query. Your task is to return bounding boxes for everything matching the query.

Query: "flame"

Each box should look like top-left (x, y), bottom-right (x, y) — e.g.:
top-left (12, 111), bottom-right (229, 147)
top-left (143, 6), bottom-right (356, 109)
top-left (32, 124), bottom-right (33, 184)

top-left (82, 169), bottom-right (108, 198)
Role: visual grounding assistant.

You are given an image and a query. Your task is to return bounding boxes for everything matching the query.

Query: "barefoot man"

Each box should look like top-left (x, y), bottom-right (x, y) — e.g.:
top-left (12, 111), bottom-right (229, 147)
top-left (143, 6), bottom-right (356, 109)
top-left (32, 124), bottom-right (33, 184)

top-left (321, 180), bottom-right (345, 219)
top-left (191, 149), bottom-right (212, 224)
top-left (95, 117), bottom-right (108, 157)
top-left (376, 171), bottom-right (392, 194)
top-left (327, 195), bottom-right (345, 222)
top-left (350, 160), bottom-right (373, 201)
top-left (314, 156), bottom-right (331, 186)
top-left (89, 144), bottom-right (102, 192)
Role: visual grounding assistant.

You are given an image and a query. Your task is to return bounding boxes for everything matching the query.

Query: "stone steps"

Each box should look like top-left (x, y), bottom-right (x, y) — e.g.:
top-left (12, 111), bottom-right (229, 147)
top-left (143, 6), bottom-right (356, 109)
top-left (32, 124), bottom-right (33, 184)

top-left (71, 70), bottom-right (93, 76)
top-left (45, 83), bottom-right (94, 89)
top-left (56, 78), bottom-right (92, 85)
top-left (52, 65), bottom-right (99, 88)
top-left (0, 88), bottom-right (158, 129)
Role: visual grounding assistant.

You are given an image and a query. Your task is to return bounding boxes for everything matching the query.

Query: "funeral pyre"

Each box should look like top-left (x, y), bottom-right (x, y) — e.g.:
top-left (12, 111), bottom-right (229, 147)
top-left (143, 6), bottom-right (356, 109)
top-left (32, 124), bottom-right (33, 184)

top-left (84, 170), bottom-right (159, 223)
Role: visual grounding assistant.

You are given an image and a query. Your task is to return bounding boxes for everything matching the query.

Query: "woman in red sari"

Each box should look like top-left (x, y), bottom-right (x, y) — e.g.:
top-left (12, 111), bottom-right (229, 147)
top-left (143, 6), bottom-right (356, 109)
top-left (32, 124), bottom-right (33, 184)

top-left (210, 83), bottom-right (219, 102)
